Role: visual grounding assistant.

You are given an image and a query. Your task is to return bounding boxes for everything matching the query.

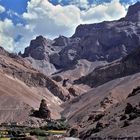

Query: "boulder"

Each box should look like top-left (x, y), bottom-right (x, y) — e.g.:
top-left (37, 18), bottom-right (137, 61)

top-left (125, 103), bottom-right (134, 114)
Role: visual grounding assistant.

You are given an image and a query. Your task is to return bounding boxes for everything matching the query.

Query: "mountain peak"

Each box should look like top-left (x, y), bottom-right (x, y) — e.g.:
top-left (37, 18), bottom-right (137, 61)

top-left (30, 35), bottom-right (48, 48)
top-left (35, 35), bottom-right (45, 41)
top-left (125, 2), bottom-right (140, 22)
top-left (22, 35), bottom-right (49, 60)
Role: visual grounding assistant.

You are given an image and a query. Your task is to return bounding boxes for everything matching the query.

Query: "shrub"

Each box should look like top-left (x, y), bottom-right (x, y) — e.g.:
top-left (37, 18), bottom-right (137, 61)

top-left (42, 120), bottom-right (70, 130)
top-left (122, 121), bottom-right (130, 128)
top-left (120, 115), bottom-right (127, 121)
top-left (30, 129), bottom-right (47, 136)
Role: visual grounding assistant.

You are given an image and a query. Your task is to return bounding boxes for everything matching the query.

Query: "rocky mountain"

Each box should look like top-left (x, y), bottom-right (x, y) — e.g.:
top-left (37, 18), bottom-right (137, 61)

top-left (22, 2), bottom-right (140, 81)
top-left (71, 2), bottom-right (140, 62)
top-left (74, 46), bottom-right (140, 87)
top-left (0, 2), bottom-right (140, 139)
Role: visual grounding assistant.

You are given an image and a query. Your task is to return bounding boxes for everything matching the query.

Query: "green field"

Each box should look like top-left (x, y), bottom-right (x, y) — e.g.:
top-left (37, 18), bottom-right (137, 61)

top-left (0, 138), bottom-right (10, 140)
top-left (47, 130), bottom-right (66, 134)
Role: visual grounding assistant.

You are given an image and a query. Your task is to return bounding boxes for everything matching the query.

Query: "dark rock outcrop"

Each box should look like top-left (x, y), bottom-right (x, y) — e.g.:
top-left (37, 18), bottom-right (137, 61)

top-left (39, 99), bottom-right (51, 119)
top-left (68, 87), bottom-right (77, 97)
top-left (52, 75), bottom-right (63, 82)
top-left (68, 127), bottom-right (79, 137)
top-left (32, 99), bottom-right (51, 119)
top-left (52, 35), bottom-right (69, 46)
top-left (125, 103), bottom-right (134, 114)
top-left (125, 2), bottom-right (140, 22)
top-left (128, 86), bottom-right (140, 98)
top-left (22, 36), bottom-right (51, 60)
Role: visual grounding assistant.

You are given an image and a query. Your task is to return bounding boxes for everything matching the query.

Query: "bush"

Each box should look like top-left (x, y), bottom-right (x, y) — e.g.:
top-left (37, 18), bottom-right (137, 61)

top-left (42, 120), bottom-right (70, 130)
top-left (120, 115), bottom-right (127, 121)
top-left (125, 103), bottom-right (134, 114)
top-left (94, 114), bottom-right (104, 122)
top-left (52, 76), bottom-right (63, 82)
top-left (122, 121), bottom-right (130, 128)
top-left (127, 87), bottom-right (140, 98)
top-left (11, 137), bottom-right (37, 140)
top-left (128, 113), bottom-right (137, 120)
top-left (30, 129), bottom-right (47, 136)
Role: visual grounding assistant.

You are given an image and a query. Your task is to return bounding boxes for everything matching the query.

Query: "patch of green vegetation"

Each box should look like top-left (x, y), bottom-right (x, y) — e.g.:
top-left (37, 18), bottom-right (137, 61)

top-left (46, 130), bottom-right (66, 135)
top-left (0, 138), bottom-right (10, 140)
top-left (42, 120), bottom-right (70, 131)
top-left (37, 136), bottom-right (46, 140)
top-left (30, 128), bottom-right (48, 137)
top-left (0, 118), bottom-right (70, 140)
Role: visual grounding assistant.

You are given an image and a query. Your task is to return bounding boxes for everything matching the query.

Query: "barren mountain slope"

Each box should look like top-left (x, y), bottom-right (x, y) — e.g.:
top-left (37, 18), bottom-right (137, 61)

top-left (0, 47), bottom-right (71, 124)
top-left (62, 72), bottom-right (140, 139)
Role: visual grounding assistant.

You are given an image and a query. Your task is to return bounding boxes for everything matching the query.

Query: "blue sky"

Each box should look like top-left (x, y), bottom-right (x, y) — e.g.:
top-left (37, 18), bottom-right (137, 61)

top-left (0, 0), bottom-right (139, 23)
top-left (0, 0), bottom-right (29, 14)
top-left (0, 0), bottom-right (139, 52)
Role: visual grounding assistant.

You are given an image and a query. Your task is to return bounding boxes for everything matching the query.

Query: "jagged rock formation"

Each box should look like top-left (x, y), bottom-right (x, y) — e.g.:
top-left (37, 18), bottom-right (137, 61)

top-left (39, 99), bottom-right (51, 119)
top-left (125, 2), bottom-right (140, 22)
top-left (71, 3), bottom-right (140, 62)
top-left (74, 46), bottom-right (140, 87)
top-left (52, 35), bottom-right (69, 46)
top-left (22, 36), bottom-right (51, 60)
top-left (21, 3), bottom-right (140, 85)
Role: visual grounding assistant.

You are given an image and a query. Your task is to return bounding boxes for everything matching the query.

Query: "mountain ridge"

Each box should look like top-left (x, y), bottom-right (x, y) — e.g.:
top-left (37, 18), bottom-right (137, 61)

top-left (22, 2), bottom-right (140, 73)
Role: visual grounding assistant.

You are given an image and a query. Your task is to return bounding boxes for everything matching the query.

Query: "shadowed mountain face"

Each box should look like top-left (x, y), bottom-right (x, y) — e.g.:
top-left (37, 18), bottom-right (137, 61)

top-left (125, 2), bottom-right (140, 22)
top-left (22, 2), bottom-right (140, 74)
top-left (71, 2), bottom-right (140, 62)
top-left (74, 46), bottom-right (140, 87)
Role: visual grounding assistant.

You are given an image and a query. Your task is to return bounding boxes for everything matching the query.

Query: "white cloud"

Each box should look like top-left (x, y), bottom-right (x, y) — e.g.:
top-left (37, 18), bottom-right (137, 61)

top-left (0, 5), bottom-right (5, 13)
top-left (22, 0), bottom-right (126, 37)
top-left (81, 0), bottom-right (126, 23)
top-left (0, 19), bottom-right (15, 52)
top-left (7, 9), bottom-right (20, 18)
top-left (0, 18), bottom-right (35, 52)
top-left (69, 0), bottom-right (89, 9)
top-left (23, 0), bottom-right (81, 37)
top-left (0, 0), bottom-right (127, 52)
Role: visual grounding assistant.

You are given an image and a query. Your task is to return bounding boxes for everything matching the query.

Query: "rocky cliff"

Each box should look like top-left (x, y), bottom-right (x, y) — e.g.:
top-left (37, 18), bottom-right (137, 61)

top-left (71, 2), bottom-right (140, 62)
top-left (74, 46), bottom-right (140, 87)
top-left (22, 2), bottom-right (140, 72)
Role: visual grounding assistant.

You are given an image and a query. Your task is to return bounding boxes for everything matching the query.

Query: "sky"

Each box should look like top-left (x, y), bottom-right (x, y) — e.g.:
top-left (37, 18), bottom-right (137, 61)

top-left (0, 0), bottom-right (139, 52)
